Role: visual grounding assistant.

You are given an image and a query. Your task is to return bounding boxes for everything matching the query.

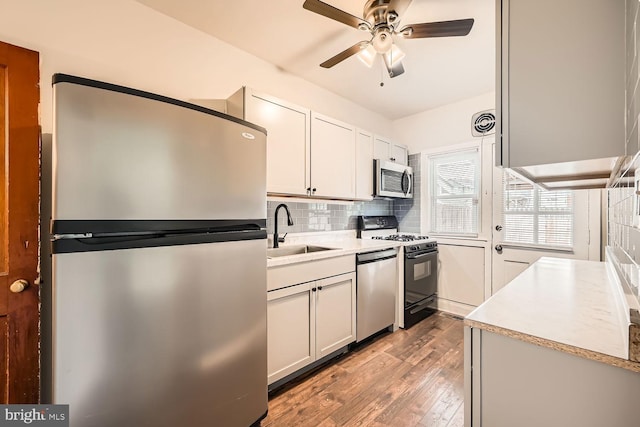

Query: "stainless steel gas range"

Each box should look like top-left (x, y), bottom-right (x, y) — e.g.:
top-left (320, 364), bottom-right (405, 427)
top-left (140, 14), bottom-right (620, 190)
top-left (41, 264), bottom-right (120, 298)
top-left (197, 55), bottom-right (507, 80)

top-left (357, 216), bottom-right (438, 329)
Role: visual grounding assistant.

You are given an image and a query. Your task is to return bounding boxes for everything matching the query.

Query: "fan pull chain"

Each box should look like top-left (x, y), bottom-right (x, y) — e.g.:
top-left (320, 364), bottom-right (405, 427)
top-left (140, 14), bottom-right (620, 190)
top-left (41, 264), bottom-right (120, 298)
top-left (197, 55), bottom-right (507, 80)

top-left (379, 56), bottom-right (385, 87)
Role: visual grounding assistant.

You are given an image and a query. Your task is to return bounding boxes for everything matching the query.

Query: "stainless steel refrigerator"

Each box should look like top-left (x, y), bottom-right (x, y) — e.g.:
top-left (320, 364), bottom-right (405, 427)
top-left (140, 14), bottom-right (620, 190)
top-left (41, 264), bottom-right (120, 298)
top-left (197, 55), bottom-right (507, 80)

top-left (42, 74), bottom-right (268, 427)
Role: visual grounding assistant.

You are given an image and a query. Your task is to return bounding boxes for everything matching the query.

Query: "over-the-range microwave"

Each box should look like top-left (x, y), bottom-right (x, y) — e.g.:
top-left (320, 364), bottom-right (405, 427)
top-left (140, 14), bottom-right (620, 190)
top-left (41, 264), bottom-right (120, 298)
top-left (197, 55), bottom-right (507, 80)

top-left (374, 159), bottom-right (413, 199)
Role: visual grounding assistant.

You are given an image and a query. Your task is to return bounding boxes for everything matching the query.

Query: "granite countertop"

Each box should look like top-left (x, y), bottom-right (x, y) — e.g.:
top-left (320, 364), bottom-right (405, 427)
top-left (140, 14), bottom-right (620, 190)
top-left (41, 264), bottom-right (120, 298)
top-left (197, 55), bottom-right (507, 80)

top-left (465, 257), bottom-right (640, 372)
top-left (266, 238), bottom-right (402, 268)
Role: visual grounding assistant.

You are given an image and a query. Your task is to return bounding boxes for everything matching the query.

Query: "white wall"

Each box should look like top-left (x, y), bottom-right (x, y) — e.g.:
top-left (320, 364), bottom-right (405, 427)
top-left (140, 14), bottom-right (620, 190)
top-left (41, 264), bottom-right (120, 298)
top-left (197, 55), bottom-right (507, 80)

top-left (0, 0), bottom-right (394, 136)
top-left (393, 91), bottom-right (495, 153)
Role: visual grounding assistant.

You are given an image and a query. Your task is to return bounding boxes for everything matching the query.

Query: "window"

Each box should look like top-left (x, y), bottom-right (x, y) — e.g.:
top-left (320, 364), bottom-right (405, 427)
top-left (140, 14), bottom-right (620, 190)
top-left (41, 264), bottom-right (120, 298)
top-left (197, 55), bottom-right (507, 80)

top-left (429, 147), bottom-right (481, 236)
top-left (502, 170), bottom-right (573, 247)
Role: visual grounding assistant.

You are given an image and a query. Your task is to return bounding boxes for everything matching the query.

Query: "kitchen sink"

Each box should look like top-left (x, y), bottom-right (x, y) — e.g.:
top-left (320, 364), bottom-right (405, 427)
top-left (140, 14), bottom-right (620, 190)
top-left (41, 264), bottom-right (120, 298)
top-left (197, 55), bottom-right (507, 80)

top-left (267, 245), bottom-right (337, 258)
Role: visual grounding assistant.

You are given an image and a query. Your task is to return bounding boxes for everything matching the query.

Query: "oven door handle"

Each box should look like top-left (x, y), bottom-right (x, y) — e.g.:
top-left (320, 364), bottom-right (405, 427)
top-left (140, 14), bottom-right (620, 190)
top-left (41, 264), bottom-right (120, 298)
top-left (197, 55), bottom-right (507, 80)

top-left (406, 250), bottom-right (437, 260)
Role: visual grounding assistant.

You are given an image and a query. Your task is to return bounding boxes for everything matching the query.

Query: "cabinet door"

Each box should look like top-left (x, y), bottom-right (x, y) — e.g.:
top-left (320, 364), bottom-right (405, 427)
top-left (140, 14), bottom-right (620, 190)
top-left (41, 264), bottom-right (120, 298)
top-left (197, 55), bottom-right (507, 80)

top-left (315, 272), bottom-right (356, 358)
top-left (499, 0), bottom-right (624, 167)
top-left (310, 112), bottom-right (356, 199)
top-left (437, 244), bottom-right (485, 307)
top-left (267, 282), bottom-right (315, 385)
top-left (245, 90), bottom-right (310, 196)
top-left (373, 136), bottom-right (391, 161)
top-left (391, 143), bottom-right (408, 166)
top-left (355, 129), bottom-right (374, 200)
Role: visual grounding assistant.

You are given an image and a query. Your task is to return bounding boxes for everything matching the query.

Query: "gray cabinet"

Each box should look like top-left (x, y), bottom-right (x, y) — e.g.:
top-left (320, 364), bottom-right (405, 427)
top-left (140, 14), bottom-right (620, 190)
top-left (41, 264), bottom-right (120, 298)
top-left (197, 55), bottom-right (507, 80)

top-left (497, 0), bottom-right (625, 170)
top-left (465, 328), bottom-right (640, 426)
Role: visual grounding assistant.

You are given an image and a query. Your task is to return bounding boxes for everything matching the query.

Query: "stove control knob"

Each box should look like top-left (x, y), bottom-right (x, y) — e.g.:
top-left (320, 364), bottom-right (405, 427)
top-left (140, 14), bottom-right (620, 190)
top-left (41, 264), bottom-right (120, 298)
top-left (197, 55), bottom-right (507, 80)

top-left (410, 246), bottom-right (418, 251)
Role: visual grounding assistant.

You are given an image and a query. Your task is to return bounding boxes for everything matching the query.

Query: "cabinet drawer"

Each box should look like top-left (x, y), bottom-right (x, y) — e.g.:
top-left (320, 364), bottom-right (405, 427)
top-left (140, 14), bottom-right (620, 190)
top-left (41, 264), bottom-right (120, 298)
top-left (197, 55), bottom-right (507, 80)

top-left (267, 255), bottom-right (355, 291)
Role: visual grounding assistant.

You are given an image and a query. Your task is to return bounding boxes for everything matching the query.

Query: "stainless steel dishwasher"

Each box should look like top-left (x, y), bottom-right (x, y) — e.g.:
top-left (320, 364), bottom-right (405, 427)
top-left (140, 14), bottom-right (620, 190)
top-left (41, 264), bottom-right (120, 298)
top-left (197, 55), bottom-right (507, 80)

top-left (356, 248), bottom-right (397, 342)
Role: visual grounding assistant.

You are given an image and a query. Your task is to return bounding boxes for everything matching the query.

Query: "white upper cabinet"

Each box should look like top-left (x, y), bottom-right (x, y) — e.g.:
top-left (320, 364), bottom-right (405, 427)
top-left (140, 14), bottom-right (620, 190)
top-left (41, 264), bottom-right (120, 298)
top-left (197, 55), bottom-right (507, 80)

top-left (497, 0), bottom-right (624, 169)
top-left (227, 87), bottom-right (380, 200)
top-left (227, 87), bottom-right (310, 196)
top-left (374, 136), bottom-right (408, 166)
top-left (355, 129), bottom-right (374, 201)
top-left (310, 112), bottom-right (356, 199)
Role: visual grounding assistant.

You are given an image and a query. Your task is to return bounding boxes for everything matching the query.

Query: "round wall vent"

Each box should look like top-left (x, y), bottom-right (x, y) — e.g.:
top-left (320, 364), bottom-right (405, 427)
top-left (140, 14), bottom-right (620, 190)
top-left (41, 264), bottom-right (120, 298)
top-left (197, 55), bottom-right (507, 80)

top-left (471, 110), bottom-right (496, 137)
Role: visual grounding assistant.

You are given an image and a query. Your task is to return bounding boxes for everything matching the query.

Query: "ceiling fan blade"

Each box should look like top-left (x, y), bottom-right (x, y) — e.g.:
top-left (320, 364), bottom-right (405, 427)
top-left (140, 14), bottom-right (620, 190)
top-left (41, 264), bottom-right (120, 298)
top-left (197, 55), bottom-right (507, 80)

top-left (401, 18), bottom-right (475, 38)
top-left (387, 0), bottom-right (413, 20)
top-left (383, 55), bottom-right (405, 78)
top-left (303, 0), bottom-right (371, 30)
top-left (320, 41), bottom-right (369, 68)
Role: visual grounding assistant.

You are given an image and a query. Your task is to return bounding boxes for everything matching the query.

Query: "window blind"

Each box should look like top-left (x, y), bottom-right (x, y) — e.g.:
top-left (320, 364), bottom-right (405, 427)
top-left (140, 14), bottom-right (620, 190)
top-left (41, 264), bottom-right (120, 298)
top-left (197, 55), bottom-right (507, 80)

top-left (502, 171), bottom-right (573, 247)
top-left (430, 148), bottom-right (480, 235)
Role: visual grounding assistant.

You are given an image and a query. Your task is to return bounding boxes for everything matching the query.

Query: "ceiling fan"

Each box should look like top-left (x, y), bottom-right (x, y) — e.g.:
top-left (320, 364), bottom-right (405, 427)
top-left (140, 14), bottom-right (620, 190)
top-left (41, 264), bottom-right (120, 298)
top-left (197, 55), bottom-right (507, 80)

top-left (303, 0), bottom-right (475, 78)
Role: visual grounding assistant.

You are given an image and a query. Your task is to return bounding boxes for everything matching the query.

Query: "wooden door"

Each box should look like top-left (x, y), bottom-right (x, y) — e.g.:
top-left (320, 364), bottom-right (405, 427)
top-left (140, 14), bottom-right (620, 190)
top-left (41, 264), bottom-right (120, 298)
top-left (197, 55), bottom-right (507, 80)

top-left (0, 41), bottom-right (40, 403)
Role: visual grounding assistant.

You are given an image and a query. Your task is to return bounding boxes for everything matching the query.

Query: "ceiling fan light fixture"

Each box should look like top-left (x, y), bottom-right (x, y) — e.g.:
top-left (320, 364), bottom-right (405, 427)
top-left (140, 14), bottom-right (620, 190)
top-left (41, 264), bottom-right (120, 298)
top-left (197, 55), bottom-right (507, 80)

top-left (372, 29), bottom-right (393, 53)
top-left (384, 44), bottom-right (405, 68)
top-left (357, 44), bottom-right (377, 68)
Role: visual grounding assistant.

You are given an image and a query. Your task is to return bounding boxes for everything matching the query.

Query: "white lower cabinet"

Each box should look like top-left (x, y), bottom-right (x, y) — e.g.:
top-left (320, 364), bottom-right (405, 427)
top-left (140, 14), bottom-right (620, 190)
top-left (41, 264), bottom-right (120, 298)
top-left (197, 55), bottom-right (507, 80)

top-left (315, 274), bottom-right (356, 358)
top-left (267, 257), bottom-right (356, 386)
top-left (266, 283), bottom-right (315, 385)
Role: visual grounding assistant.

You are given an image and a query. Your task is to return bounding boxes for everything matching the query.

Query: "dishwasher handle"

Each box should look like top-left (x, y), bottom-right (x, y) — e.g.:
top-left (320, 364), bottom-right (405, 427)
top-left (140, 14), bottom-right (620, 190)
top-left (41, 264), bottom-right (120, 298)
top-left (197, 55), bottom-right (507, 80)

top-left (356, 248), bottom-right (397, 265)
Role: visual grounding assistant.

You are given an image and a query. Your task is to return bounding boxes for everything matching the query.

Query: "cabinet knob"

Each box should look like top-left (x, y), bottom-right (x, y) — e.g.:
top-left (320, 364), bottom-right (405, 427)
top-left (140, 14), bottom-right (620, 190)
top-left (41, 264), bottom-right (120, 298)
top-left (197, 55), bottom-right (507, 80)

top-left (317, 286), bottom-right (323, 291)
top-left (390, 157), bottom-right (396, 161)
top-left (312, 287), bottom-right (317, 292)
top-left (312, 188), bottom-right (317, 193)
top-left (10, 279), bottom-right (29, 293)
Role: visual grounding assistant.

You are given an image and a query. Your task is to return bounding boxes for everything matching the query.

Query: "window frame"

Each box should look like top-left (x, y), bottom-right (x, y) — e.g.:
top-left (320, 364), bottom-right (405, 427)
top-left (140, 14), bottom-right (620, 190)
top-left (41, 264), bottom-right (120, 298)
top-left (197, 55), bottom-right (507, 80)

top-left (427, 145), bottom-right (482, 238)
top-left (501, 171), bottom-right (575, 250)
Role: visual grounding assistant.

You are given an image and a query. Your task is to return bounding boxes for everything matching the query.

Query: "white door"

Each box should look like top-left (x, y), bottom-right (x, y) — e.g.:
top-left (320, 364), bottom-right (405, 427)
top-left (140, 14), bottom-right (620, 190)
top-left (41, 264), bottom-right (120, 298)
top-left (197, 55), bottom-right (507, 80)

top-left (491, 144), bottom-right (600, 294)
top-left (315, 272), bottom-right (356, 358)
top-left (310, 112), bottom-right (356, 199)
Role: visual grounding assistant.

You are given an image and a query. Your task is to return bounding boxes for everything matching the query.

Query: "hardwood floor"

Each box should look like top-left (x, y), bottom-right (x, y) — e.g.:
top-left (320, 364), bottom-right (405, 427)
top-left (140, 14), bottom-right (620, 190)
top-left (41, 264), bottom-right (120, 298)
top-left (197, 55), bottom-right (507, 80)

top-left (262, 312), bottom-right (465, 427)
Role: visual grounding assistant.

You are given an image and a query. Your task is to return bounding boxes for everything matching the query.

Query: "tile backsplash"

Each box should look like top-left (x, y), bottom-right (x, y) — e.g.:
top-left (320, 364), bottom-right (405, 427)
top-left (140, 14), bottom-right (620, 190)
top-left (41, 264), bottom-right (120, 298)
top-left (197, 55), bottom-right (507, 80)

top-left (266, 156), bottom-right (421, 236)
top-left (607, 0), bottom-right (640, 307)
top-left (266, 199), bottom-right (393, 235)
top-left (394, 154), bottom-right (421, 234)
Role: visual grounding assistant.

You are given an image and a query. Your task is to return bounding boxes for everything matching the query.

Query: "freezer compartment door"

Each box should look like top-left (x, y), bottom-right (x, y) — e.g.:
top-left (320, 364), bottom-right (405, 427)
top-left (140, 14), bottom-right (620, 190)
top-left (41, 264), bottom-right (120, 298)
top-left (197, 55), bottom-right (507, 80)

top-left (50, 239), bottom-right (267, 427)
top-left (52, 78), bottom-right (266, 221)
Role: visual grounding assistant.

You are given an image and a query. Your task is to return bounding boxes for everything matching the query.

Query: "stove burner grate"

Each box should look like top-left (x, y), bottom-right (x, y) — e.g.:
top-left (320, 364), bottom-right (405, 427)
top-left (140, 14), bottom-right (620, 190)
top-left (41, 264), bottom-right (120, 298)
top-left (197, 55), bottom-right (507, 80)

top-left (371, 234), bottom-right (430, 242)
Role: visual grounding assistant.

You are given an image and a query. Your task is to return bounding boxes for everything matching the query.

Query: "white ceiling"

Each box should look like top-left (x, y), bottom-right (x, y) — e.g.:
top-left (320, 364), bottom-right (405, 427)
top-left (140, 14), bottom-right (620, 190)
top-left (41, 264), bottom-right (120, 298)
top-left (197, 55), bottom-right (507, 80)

top-left (136, 0), bottom-right (495, 120)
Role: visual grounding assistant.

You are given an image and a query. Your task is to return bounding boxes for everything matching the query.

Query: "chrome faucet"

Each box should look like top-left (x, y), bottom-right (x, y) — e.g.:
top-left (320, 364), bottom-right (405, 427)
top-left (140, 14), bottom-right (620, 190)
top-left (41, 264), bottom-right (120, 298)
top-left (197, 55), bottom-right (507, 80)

top-left (273, 203), bottom-right (294, 248)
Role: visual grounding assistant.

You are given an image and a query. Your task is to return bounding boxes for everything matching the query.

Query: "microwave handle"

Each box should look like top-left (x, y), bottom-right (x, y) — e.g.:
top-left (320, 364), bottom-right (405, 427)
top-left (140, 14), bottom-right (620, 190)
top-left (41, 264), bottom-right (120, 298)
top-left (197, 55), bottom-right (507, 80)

top-left (402, 170), bottom-right (411, 195)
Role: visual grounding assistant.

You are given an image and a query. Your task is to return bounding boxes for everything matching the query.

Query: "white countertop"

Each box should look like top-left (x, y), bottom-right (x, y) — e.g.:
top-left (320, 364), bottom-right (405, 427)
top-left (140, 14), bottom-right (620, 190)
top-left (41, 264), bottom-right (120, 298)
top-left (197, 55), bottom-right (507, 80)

top-left (465, 257), bottom-right (638, 370)
top-left (266, 238), bottom-right (402, 267)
